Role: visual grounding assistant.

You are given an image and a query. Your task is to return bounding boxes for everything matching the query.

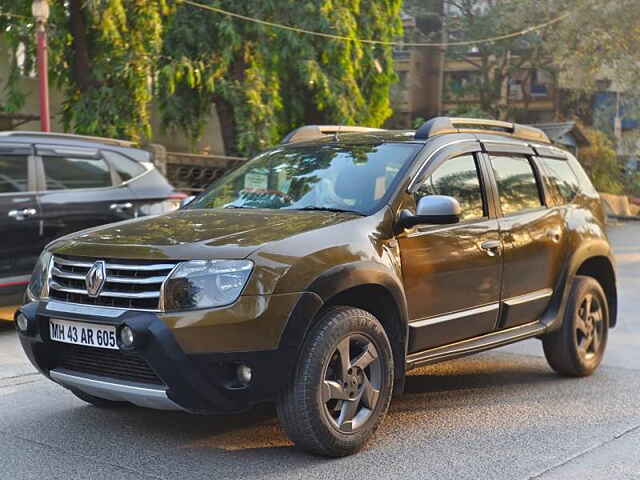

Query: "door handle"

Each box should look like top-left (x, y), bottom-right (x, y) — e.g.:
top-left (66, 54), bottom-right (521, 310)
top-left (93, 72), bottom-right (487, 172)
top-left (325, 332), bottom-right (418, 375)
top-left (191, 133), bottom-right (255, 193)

top-left (109, 202), bottom-right (133, 212)
top-left (8, 208), bottom-right (37, 221)
top-left (480, 240), bottom-right (501, 257)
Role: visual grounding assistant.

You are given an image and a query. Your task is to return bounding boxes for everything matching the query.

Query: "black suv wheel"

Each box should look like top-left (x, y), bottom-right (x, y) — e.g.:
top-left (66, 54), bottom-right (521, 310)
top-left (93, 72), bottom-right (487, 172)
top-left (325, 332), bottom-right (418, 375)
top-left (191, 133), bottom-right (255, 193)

top-left (542, 276), bottom-right (609, 377)
top-left (277, 306), bottom-right (394, 457)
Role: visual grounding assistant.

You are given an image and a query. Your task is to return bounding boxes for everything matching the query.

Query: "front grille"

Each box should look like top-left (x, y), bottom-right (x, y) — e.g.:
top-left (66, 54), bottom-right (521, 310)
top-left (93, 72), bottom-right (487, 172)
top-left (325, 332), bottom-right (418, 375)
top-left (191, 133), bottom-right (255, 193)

top-left (51, 343), bottom-right (164, 386)
top-left (49, 256), bottom-right (177, 310)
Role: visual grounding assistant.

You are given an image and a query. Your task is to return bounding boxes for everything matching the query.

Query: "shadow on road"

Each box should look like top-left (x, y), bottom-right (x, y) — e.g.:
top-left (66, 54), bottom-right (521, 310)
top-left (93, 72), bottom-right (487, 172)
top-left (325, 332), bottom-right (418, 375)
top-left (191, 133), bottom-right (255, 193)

top-left (403, 358), bottom-right (557, 395)
top-left (32, 351), bottom-right (568, 471)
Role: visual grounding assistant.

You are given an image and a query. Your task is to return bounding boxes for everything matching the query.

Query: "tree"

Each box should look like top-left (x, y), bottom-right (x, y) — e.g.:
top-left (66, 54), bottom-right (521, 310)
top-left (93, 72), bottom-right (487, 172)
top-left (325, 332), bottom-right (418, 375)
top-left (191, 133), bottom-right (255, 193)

top-left (158, 1), bottom-right (402, 156)
top-left (0, 0), bottom-right (169, 142)
top-left (549, 0), bottom-right (640, 95)
top-left (408, 0), bottom-right (561, 120)
top-left (404, 0), bottom-right (640, 121)
top-left (578, 127), bottom-right (624, 194)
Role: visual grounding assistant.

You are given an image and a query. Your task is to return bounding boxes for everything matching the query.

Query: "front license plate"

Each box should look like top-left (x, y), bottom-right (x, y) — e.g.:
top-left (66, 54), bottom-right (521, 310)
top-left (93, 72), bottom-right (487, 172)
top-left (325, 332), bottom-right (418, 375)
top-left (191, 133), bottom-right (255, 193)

top-left (49, 318), bottom-right (118, 350)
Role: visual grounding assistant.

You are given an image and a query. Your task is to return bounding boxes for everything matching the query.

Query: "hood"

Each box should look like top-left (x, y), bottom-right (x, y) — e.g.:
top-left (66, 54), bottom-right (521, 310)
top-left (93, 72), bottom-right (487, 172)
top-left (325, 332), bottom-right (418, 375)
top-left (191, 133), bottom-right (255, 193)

top-left (49, 208), bottom-right (358, 260)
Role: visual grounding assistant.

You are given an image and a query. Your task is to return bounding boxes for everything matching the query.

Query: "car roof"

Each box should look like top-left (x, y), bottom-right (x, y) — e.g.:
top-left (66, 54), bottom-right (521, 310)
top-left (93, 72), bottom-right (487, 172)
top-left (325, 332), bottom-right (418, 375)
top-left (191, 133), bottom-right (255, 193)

top-left (277, 129), bottom-right (567, 158)
top-left (0, 131), bottom-right (152, 161)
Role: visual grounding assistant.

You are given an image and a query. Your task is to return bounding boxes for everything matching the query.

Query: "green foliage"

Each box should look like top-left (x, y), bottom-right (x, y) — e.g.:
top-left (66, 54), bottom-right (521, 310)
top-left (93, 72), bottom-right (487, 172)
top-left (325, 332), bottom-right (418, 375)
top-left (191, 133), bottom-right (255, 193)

top-left (158, 1), bottom-right (402, 156)
top-left (0, 1), bottom-right (35, 113)
top-left (578, 127), bottom-right (624, 194)
top-left (447, 105), bottom-right (493, 120)
top-left (549, 0), bottom-right (640, 95)
top-left (439, 0), bottom-right (559, 120)
top-left (407, 0), bottom-right (640, 121)
top-left (0, 0), bottom-right (170, 141)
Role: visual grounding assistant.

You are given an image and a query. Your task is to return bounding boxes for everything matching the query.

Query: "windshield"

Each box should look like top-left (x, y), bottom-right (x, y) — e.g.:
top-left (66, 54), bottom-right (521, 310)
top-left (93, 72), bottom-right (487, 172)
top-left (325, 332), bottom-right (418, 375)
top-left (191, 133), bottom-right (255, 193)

top-left (188, 142), bottom-right (421, 215)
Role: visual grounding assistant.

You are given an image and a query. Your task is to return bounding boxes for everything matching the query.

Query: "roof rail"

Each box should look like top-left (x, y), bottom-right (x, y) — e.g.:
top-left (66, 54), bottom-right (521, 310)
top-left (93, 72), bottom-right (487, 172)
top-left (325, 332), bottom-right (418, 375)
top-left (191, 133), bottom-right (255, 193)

top-left (0, 131), bottom-right (138, 148)
top-left (281, 125), bottom-right (384, 144)
top-left (415, 117), bottom-right (550, 144)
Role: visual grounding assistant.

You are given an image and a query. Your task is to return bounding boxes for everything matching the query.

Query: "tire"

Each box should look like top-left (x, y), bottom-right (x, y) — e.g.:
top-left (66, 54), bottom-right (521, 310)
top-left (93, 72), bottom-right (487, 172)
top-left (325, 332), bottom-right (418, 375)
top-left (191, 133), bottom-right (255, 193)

top-left (542, 275), bottom-right (609, 377)
top-left (277, 306), bottom-right (394, 457)
top-left (70, 389), bottom-right (129, 408)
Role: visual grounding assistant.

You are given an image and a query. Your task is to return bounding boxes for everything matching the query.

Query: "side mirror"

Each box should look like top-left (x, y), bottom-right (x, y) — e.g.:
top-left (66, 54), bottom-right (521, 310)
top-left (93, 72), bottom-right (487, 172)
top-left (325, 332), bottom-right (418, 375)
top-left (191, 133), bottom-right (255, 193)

top-left (400, 195), bottom-right (461, 228)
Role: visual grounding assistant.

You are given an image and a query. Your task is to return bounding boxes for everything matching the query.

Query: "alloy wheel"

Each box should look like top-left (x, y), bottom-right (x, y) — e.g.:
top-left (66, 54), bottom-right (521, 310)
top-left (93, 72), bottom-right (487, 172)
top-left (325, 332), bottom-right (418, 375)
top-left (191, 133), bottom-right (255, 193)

top-left (575, 293), bottom-right (604, 361)
top-left (321, 333), bottom-right (382, 433)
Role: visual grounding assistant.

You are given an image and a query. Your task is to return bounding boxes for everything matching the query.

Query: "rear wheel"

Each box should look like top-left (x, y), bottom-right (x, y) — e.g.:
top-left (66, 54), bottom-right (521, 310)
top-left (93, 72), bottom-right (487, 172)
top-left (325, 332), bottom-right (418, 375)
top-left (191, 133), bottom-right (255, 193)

top-left (542, 276), bottom-right (609, 377)
top-left (70, 389), bottom-right (129, 408)
top-left (277, 306), bottom-right (394, 457)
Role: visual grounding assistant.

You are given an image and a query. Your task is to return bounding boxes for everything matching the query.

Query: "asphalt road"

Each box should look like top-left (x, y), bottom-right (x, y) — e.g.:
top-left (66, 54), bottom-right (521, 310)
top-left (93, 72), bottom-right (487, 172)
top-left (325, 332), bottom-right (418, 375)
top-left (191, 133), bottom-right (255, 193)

top-left (1, 222), bottom-right (639, 480)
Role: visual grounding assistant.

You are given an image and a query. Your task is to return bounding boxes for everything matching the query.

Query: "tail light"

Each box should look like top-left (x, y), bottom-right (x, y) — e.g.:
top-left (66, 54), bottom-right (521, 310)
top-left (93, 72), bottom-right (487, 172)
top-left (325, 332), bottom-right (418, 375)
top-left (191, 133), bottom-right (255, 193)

top-left (139, 192), bottom-right (188, 216)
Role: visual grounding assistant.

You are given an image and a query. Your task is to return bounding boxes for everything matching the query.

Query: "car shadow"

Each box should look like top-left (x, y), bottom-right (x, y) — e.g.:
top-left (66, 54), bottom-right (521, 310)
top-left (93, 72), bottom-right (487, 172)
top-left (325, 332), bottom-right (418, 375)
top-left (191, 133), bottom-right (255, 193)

top-left (403, 356), bottom-right (558, 396)
top-left (42, 350), bottom-right (573, 474)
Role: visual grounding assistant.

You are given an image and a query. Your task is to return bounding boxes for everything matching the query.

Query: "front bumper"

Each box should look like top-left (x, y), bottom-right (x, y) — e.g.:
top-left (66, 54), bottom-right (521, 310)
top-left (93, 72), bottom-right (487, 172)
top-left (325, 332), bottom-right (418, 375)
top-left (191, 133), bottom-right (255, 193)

top-left (16, 293), bottom-right (322, 414)
top-left (50, 370), bottom-right (182, 410)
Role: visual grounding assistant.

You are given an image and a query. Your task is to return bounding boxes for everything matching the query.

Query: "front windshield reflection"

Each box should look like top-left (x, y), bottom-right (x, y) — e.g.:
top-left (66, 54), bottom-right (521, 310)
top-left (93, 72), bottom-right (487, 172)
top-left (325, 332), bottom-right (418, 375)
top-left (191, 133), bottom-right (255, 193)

top-left (188, 143), bottom-right (421, 215)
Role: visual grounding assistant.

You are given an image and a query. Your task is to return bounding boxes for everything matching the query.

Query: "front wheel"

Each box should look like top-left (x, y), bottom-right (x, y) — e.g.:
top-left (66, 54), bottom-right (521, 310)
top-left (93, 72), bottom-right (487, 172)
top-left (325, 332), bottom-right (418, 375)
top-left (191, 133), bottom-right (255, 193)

top-left (277, 306), bottom-right (394, 457)
top-left (542, 275), bottom-right (609, 377)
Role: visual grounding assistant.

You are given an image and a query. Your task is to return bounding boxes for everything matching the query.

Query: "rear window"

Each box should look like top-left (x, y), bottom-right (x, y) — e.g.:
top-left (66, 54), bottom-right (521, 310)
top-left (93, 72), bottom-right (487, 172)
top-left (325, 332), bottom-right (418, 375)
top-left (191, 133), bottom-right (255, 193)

top-left (43, 156), bottom-right (112, 190)
top-left (540, 157), bottom-right (580, 204)
top-left (490, 155), bottom-right (543, 215)
top-left (103, 151), bottom-right (146, 182)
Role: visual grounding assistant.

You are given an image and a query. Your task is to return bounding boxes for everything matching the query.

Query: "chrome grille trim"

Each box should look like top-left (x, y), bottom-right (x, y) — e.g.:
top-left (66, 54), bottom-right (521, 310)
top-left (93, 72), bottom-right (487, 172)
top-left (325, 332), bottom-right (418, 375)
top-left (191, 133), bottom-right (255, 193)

top-left (106, 275), bottom-right (168, 285)
top-left (51, 267), bottom-right (84, 281)
top-left (49, 281), bottom-right (161, 299)
top-left (49, 255), bottom-right (177, 311)
top-left (53, 257), bottom-right (95, 268)
top-left (102, 262), bottom-right (177, 271)
top-left (54, 256), bottom-right (175, 271)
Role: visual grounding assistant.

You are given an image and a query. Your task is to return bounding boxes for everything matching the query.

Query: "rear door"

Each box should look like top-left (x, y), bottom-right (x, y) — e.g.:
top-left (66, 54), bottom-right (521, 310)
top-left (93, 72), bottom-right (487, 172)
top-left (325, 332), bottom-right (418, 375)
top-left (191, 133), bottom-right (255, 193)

top-left (0, 143), bottom-right (42, 302)
top-left (483, 144), bottom-right (565, 329)
top-left (35, 145), bottom-right (138, 245)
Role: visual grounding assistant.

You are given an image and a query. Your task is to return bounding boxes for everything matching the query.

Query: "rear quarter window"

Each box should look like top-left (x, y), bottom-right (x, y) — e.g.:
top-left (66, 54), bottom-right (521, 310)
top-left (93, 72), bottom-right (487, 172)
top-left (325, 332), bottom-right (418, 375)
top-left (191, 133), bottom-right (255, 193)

top-left (539, 157), bottom-right (580, 204)
top-left (103, 151), bottom-right (146, 182)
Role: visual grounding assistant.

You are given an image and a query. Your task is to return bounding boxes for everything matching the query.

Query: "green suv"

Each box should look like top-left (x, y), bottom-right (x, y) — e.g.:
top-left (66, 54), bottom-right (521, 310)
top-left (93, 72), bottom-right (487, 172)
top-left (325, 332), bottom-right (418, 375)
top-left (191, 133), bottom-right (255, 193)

top-left (16, 117), bottom-right (617, 457)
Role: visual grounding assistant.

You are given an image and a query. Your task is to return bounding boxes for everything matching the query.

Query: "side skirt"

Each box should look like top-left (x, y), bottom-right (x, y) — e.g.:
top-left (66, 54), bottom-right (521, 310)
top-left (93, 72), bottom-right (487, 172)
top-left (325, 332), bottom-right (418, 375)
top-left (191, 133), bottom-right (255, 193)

top-left (405, 321), bottom-right (546, 370)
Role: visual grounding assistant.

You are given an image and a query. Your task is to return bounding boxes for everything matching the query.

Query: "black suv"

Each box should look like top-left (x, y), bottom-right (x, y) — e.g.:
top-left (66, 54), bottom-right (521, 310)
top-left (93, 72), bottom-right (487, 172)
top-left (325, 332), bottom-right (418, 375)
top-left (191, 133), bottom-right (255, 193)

top-left (0, 131), bottom-right (181, 308)
top-left (16, 118), bottom-right (617, 457)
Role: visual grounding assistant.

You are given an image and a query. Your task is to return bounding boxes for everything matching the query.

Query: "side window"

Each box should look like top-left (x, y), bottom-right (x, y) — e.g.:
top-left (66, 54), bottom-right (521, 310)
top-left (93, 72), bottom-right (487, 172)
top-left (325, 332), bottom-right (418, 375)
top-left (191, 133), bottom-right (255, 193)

top-left (416, 154), bottom-right (486, 221)
top-left (539, 157), bottom-right (580, 204)
top-left (0, 155), bottom-right (29, 193)
top-left (103, 151), bottom-right (146, 182)
top-left (490, 155), bottom-right (543, 215)
top-left (43, 156), bottom-right (112, 190)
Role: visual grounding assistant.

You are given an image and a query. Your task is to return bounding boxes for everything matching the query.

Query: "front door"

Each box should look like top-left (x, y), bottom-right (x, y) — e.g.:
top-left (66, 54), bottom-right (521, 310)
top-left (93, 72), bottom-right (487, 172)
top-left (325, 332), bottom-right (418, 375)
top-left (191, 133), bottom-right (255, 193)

top-left (0, 149), bottom-right (42, 304)
top-left (399, 153), bottom-right (502, 353)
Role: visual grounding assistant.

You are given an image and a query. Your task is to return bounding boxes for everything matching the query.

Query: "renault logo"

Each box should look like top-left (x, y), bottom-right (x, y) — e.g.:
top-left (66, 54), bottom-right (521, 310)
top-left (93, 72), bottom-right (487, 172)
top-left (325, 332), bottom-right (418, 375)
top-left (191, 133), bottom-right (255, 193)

top-left (85, 261), bottom-right (106, 298)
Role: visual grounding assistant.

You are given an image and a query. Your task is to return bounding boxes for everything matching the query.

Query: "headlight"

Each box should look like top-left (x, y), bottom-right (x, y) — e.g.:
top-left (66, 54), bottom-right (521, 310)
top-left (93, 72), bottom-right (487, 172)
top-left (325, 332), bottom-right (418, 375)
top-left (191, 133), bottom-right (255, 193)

top-left (162, 260), bottom-right (253, 311)
top-left (27, 251), bottom-right (53, 300)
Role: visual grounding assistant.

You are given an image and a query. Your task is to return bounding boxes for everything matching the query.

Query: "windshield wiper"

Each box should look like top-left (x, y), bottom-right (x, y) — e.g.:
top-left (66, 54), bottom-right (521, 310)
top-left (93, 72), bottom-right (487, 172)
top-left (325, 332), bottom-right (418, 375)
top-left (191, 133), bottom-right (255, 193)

top-left (291, 206), bottom-right (364, 215)
top-left (224, 205), bottom-right (257, 209)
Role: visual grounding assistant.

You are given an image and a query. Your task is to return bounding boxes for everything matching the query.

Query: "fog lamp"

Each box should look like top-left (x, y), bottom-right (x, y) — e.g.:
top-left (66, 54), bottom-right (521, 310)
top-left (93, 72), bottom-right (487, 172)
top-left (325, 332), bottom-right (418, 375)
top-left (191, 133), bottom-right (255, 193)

top-left (236, 364), bottom-right (253, 385)
top-left (120, 326), bottom-right (135, 347)
top-left (16, 313), bottom-right (29, 332)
